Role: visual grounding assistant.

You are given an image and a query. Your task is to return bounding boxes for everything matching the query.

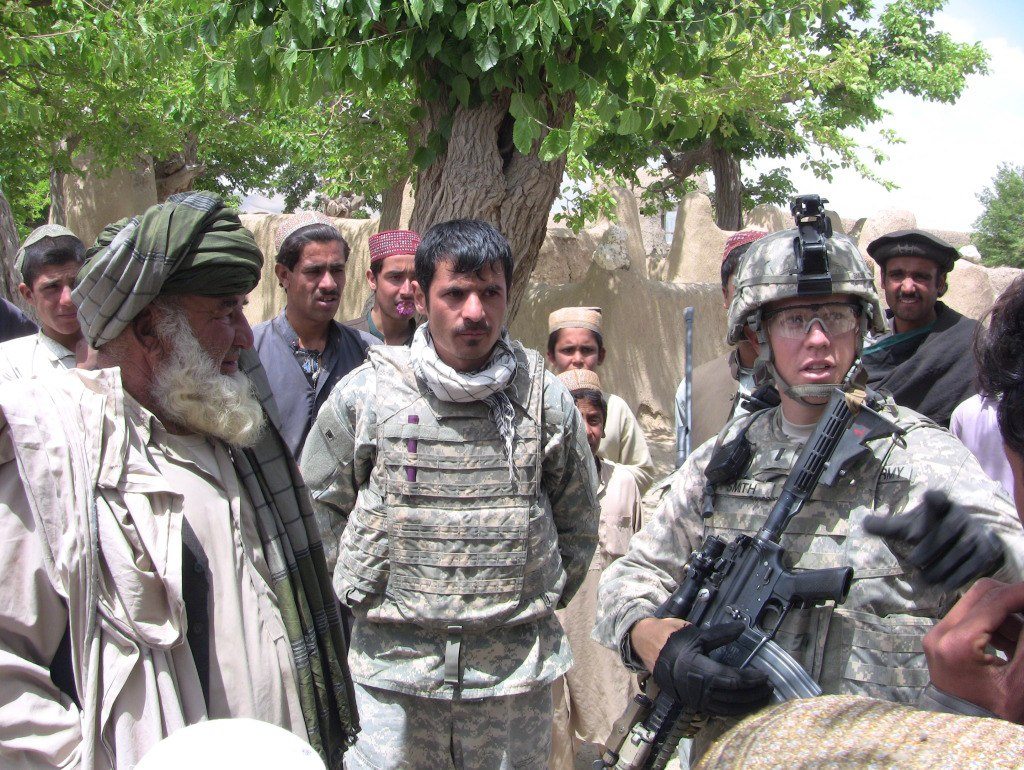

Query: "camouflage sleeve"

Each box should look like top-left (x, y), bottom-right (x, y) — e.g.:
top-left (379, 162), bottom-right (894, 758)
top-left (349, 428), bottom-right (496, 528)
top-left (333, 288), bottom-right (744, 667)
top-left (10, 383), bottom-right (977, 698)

top-left (299, 361), bottom-right (378, 579)
top-left (876, 415), bottom-right (1024, 587)
top-left (541, 372), bottom-right (600, 609)
top-left (593, 439), bottom-right (711, 670)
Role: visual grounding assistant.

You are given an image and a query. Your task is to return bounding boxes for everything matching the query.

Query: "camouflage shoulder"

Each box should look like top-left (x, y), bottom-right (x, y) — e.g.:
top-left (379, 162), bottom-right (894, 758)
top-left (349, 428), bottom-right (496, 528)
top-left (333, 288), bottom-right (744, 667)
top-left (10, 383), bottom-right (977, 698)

top-left (540, 367), bottom-right (575, 421)
top-left (324, 359), bottom-right (379, 424)
top-left (642, 468), bottom-right (679, 512)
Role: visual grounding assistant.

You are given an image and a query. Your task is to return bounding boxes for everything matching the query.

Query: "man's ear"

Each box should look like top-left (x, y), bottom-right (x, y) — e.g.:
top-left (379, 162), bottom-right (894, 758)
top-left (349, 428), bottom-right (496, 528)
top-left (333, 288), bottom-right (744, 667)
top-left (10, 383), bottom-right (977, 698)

top-left (131, 305), bottom-right (163, 355)
top-left (412, 281), bottom-right (427, 316)
top-left (937, 272), bottom-right (948, 298)
top-left (17, 282), bottom-right (32, 303)
top-left (366, 267), bottom-right (377, 292)
top-left (274, 262), bottom-right (290, 290)
top-left (597, 347), bottom-right (606, 365)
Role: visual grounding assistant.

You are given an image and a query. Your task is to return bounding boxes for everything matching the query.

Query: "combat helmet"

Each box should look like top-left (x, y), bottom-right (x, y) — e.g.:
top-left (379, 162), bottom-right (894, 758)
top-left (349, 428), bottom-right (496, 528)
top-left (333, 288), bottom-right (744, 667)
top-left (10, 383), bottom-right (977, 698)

top-left (727, 195), bottom-right (886, 402)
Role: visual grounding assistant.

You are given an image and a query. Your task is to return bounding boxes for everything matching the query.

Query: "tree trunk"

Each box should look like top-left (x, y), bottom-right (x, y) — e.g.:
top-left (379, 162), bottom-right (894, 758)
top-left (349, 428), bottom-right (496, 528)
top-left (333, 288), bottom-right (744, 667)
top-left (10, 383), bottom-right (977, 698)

top-left (154, 136), bottom-right (205, 202)
top-left (711, 147), bottom-right (743, 231)
top-left (378, 176), bottom-right (408, 232)
top-left (0, 184), bottom-right (21, 302)
top-left (49, 167), bottom-right (67, 226)
top-left (409, 87), bottom-right (575, 322)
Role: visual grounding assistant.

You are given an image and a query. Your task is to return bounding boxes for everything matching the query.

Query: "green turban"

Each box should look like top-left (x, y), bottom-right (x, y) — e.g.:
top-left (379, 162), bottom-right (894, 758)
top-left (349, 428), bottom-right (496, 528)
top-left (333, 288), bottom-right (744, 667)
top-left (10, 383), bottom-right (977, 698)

top-left (74, 191), bottom-right (263, 348)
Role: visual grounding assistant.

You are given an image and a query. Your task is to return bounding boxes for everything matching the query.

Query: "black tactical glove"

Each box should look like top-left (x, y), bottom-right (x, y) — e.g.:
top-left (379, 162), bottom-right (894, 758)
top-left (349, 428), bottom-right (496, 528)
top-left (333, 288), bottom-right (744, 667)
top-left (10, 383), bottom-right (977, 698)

top-left (863, 490), bottom-right (1005, 593)
top-left (652, 621), bottom-right (773, 718)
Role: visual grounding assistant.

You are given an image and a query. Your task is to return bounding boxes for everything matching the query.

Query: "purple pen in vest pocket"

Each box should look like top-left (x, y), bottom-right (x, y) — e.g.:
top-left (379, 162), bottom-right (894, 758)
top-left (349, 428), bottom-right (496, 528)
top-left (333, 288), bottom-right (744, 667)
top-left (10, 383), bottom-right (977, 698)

top-left (406, 415), bottom-right (419, 482)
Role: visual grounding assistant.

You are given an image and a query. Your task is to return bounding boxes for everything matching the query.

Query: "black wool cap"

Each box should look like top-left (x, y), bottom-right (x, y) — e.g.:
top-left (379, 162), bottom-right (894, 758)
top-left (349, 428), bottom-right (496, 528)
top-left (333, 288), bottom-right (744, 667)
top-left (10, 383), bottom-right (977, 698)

top-left (866, 229), bottom-right (960, 271)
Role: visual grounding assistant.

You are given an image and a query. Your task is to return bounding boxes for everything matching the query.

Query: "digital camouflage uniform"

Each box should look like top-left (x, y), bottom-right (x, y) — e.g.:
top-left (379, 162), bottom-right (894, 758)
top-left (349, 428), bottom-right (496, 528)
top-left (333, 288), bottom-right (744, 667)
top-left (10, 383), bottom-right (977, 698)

top-left (593, 225), bottom-right (1024, 762)
top-left (596, 399), bottom-right (1024, 759)
top-left (302, 341), bottom-right (600, 768)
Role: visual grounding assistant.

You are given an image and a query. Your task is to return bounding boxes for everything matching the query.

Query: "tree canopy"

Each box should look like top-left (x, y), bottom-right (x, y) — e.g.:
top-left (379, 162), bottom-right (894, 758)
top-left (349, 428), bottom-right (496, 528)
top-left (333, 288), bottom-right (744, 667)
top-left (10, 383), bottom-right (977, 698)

top-left (1, 0), bottom-right (993, 311)
top-left (974, 164), bottom-right (1024, 269)
top-left (575, 0), bottom-right (988, 228)
top-left (210, 0), bottom-right (824, 315)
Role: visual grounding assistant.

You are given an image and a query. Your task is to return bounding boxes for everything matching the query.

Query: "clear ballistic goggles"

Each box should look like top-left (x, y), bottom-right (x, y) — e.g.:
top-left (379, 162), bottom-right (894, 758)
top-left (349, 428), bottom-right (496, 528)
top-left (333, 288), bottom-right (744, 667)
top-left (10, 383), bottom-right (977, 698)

top-left (763, 301), bottom-right (862, 340)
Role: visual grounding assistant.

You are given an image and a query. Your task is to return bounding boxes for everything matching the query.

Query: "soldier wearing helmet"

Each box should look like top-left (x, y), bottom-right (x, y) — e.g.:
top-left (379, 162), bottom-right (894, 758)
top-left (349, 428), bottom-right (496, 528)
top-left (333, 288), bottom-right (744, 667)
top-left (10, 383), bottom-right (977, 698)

top-left (593, 199), bottom-right (1024, 762)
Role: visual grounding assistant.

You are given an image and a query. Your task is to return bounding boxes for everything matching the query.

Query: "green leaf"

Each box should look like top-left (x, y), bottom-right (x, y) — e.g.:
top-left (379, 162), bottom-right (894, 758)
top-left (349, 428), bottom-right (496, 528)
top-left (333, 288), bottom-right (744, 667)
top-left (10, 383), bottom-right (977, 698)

top-left (616, 108), bottom-right (641, 135)
top-left (547, 60), bottom-right (579, 92)
top-left (668, 115), bottom-right (700, 141)
top-left (594, 96), bottom-right (619, 123)
top-left (540, 0), bottom-right (559, 32)
top-left (480, 2), bottom-right (495, 30)
top-left (351, 46), bottom-right (367, 77)
top-left (512, 116), bottom-right (540, 154)
top-left (408, 0), bottom-right (425, 25)
top-left (200, 19), bottom-right (219, 46)
top-left (235, 56), bottom-right (255, 93)
top-left (475, 36), bottom-right (500, 72)
top-left (789, 9), bottom-right (806, 38)
top-left (451, 73), bottom-right (470, 105)
top-left (282, 43), bottom-right (299, 71)
top-left (453, 11), bottom-right (469, 38)
top-left (631, 0), bottom-right (649, 25)
top-left (427, 27), bottom-right (444, 55)
top-left (538, 128), bottom-right (570, 161)
top-left (412, 145), bottom-right (437, 169)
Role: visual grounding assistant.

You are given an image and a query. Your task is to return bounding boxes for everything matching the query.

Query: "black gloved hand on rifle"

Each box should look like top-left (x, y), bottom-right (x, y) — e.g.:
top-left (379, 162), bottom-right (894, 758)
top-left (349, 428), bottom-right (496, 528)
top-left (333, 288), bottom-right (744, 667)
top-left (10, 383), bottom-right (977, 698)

top-left (652, 621), bottom-right (774, 718)
top-left (863, 490), bottom-right (1005, 593)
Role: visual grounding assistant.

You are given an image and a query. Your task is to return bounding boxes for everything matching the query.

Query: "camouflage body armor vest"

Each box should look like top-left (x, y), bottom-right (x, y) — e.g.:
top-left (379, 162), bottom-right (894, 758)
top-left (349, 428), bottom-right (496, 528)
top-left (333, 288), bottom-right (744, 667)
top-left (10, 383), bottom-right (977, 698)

top-left (702, 404), bottom-right (943, 707)
top-left (350, 343), bottom-right (566, 632)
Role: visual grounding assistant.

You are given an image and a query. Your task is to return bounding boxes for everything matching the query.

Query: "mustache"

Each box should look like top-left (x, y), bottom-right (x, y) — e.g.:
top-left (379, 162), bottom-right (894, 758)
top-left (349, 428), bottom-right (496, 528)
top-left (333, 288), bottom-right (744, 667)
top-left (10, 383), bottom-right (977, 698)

top-left (454, 320), bottom-right (490, 334)
top-left (316, 291), bottom-right (340, 300)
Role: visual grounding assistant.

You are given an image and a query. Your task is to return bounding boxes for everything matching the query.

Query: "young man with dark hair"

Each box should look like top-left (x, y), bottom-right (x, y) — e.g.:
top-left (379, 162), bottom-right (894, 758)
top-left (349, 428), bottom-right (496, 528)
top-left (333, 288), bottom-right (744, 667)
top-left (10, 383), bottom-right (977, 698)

top-left (0, 225), bottom-right (85, 379)
top-left (345, 229), bottom-right (420, 346)
top-left (253, 211), bottom-right (376, 460)
top-left (862, 229), bottom-right (977, 428)
top-left (547, 306), bottom-right (655, 491)
top-left (673, 229), bottom-right (767, 466)
top-left (302, 218), bottom-right (599, 769)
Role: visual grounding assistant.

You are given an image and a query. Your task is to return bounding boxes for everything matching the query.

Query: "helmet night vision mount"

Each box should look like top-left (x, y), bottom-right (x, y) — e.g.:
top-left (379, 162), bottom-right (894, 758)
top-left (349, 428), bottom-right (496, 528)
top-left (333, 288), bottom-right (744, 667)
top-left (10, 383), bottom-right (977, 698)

top-left (791, 194), bottom-right (833, 297)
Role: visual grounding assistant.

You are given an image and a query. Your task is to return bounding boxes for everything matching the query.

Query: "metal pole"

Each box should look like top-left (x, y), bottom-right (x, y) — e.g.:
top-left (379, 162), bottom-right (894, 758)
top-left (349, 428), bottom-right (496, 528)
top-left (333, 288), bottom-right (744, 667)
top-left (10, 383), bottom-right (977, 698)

top-left (683, 306), bottom-right (694, 460)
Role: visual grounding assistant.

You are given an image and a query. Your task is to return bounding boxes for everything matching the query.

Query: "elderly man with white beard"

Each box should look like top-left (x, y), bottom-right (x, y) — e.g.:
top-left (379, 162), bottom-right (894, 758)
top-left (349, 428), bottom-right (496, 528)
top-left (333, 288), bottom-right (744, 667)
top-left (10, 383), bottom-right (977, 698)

top-left (0, 192), bottom-right (358, 770)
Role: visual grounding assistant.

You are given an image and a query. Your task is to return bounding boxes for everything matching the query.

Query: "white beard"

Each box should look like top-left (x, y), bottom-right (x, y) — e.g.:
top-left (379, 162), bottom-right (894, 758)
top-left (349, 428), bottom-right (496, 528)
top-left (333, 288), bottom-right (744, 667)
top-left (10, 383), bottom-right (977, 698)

top-left (151, 305), bottom-right (266, 448)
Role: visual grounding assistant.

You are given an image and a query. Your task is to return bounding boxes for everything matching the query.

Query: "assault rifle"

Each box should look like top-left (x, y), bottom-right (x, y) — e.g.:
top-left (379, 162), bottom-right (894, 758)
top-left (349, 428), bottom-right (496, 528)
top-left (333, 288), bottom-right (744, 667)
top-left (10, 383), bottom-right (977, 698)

top-left (598, 386), bottom-right (904, 770)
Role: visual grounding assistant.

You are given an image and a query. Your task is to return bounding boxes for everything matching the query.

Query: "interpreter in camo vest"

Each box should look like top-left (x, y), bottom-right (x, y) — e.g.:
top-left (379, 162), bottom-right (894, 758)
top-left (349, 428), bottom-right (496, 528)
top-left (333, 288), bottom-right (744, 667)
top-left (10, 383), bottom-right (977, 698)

top-left (302, 219), bottom-right (600, 769)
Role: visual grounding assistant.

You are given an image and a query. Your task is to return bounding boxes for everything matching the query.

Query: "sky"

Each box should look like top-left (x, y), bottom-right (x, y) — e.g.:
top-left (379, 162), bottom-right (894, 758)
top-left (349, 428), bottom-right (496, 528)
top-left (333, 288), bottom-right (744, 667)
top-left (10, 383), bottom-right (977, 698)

top-left (759, 0), bottom-right (1024, 232)
top-left (244, 0), bottom-right (1023, 233)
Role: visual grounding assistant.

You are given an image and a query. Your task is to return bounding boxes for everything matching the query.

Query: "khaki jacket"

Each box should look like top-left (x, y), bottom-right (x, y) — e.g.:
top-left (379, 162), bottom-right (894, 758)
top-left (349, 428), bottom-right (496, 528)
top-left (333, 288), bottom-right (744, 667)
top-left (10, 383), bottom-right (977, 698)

top-left (0, 370), bottom-right (207, 769)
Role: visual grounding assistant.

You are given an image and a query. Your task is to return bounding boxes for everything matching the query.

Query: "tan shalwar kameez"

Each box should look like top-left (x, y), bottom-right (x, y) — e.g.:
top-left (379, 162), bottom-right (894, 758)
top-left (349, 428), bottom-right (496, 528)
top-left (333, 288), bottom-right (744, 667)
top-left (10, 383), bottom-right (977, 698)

top-left (599, 393), bottom-right (655, 492)
top-left (0, 331), bottom-right (75, 381)
top-left (0, 369), bottom-right (304, 769)
top-left (551, 459), bottom-right (643, 769)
